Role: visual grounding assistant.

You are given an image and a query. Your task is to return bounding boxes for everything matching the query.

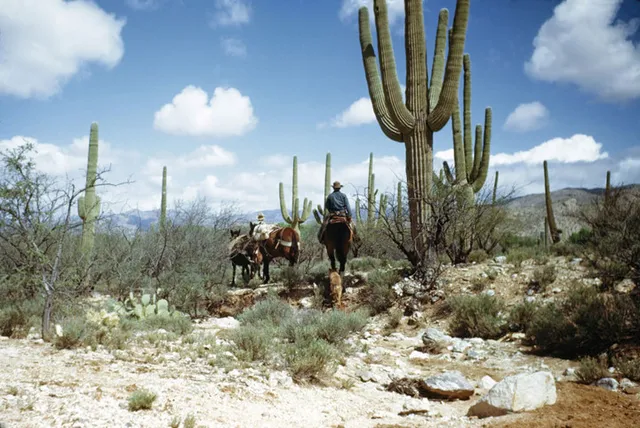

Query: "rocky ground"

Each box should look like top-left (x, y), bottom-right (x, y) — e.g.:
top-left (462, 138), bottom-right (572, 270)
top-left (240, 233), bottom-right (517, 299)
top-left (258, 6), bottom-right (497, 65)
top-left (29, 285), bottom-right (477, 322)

top-left (1, 257), bottom-right (638, 428)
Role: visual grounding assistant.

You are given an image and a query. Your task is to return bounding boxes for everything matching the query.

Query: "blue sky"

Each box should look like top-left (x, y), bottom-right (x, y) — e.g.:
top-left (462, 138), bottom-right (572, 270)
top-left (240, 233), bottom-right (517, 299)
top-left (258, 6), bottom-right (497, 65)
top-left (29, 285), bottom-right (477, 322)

top-left (1, 0), bottom-right (639, 214)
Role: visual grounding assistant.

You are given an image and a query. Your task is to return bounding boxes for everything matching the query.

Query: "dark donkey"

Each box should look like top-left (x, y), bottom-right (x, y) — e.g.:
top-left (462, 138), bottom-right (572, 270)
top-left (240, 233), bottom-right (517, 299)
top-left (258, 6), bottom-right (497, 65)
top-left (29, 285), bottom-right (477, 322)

top-left (228, 228), bottom-right (262, 287)
top-left (249, 222), bottom-right (300, 283)
top-left (321, 215), bottom-right (353, 274)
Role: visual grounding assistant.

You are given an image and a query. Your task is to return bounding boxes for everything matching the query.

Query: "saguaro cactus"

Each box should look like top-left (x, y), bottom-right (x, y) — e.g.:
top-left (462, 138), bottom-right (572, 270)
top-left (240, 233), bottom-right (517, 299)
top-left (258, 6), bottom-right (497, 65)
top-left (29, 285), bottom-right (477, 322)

top-left (492, 171), bottom-right (499, 205)
top-left (367, 153), bottom-right (376, 225)
top-left (77, 122), bottom-right (101, 257)
top-left (279, 156), bottom-right (312, 231)
top-left (160, 166), bottom-right (167, 230)
top-left (543, 160), bottom-right (561, 244)
top-left (358, 0), bottom-right (470, 254)
top-left (442, 54), bottom-right (492, 200)
top-left (313, 153), bottom-right (331, 224)
top-left (396, 181), bottom-right (403, 223)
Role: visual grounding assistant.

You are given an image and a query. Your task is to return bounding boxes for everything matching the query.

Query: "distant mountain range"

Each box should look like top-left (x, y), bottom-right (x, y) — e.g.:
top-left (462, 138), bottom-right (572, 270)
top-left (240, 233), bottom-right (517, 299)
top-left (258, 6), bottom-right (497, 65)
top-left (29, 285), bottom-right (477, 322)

top-left (95, 185), bottom-right (639, 237)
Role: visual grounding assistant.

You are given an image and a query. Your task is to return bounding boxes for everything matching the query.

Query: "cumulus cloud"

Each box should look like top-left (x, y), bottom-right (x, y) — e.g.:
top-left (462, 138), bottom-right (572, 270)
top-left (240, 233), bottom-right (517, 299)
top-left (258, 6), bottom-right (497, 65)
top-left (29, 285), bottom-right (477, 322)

top-left (491, 134), bottom-right (608, 166)
top-left (221, 37), bottom-right (247, 58)
top-left (0, 0), bottom-right (126, 99)
top-left (322, 85), bottom-right (406, 129)
top-left (503, 102), bottom-right (549, 132)
top-left (153, 86), bottom-right (258, 137)
top-left (125, 0), bottom-right (162, 10)
top-left (209, 0), bottom-right (251, 27)
top-left (339, 0), bottom-right (409, 26)
top-left (525, 0), bottom-right (640, 101)
top-left (143, 145), bottom-right (236, 176)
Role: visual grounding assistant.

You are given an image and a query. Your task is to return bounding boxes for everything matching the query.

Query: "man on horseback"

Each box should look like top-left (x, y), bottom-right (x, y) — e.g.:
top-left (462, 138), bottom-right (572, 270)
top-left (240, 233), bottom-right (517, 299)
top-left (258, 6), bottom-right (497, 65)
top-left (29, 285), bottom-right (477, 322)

top-left (318, 181), bottom-right (358, 243)
top-left (251, 212), bottom-right (278, 242)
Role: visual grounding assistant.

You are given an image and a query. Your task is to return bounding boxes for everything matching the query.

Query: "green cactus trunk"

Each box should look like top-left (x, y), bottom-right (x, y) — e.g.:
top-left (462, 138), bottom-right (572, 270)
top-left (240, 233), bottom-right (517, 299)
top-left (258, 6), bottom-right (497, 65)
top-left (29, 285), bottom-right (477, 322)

top-left (279, 155), bottom-right (312, 232)
top-left (313, 153), bottom-right (331, 224)
top-left (396, 182), bottom-right (403, 223)
top-left (358, 0), bottom-right (470, 256)
top-left (78, 122), bottom-right (101, 258)
top-left (544, 216), bottom-right (549, 249)
top-left (355, 198), bottom-right (362, 224)
top-left (492, 171), bottom-right (499, 205)
top-left (367, 153), bottom-right (375, 225)
top-left (543, 160), bottom-right (561, 244)
top-left (160, 166), bottom-right (167, 230)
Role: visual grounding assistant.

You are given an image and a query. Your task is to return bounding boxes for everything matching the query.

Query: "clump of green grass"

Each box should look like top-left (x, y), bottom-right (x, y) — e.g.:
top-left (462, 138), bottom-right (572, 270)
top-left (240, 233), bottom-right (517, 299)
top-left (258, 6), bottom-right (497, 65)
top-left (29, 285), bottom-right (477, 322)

top-left (448, 294), bottom-right (507, 339)
top-left (127, 388), bottom-right (157, 411)
top-left (576, 356), bottom-right (609, 384)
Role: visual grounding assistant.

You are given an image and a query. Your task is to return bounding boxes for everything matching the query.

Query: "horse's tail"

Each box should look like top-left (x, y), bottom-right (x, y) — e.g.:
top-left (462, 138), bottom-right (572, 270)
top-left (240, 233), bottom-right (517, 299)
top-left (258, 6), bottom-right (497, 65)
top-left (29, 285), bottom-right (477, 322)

top-left (292, 228), bottom-right (300, 263)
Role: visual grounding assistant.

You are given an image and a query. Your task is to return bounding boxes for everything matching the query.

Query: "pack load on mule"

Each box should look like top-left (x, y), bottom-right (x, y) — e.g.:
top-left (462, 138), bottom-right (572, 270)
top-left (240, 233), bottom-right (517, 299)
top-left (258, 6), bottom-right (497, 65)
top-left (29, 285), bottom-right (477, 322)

top-left (228, 228), bottom-right (262, 286)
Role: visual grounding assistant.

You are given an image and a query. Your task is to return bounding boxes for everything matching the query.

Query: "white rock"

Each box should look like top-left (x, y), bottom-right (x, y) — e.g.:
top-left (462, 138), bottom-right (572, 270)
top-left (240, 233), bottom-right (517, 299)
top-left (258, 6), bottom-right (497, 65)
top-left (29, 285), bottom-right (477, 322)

top-left (392, 283), bottom-right (404, 297)
top-left (467, 371), bottom-right (557, 418)
top-left (479, 375), bottom-right (497, 390)
top-left (210, 317), bottom-right (240, 329)
top-left (409, 351), bottom-right (430, 361)
top-left (451, 339), bottom-right (472, 354)
top-left (268, 371), bottom-right (293, 388)
top-left (595, 378), bottom-right (618, 391)
top-left (422, 371), bottom-right (475, 399)
top-left (495, 256), bottom-right (507, 264)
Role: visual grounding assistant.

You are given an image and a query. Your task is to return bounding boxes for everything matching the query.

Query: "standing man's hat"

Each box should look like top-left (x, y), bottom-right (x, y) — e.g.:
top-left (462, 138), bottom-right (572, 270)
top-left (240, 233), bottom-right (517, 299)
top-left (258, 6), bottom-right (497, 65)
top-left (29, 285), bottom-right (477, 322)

top-left (332, 181), bottom-right (343, 189)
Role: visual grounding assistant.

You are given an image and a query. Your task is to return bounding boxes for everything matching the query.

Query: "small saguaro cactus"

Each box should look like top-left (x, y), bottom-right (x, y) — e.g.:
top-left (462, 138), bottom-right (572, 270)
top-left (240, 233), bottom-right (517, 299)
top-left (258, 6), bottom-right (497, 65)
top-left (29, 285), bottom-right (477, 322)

top-left (279, 155), bottom-right (312, 231)
top-left (313, 152), bottom-right (332, 224)
top-left (396, 181), bottom-right (403, 223)
top-left (160, 166), bottom-right (167, 230)
top-left (492, 171), bottom-right (499, 205)
top-left (543, 160), bottom-right (561, 244)
top-left (77, 122), bottom-right (101, 257)
top-left (367, 152), bottom-right (376, 225)
top-left (442, 54), bottom-right (492, 201)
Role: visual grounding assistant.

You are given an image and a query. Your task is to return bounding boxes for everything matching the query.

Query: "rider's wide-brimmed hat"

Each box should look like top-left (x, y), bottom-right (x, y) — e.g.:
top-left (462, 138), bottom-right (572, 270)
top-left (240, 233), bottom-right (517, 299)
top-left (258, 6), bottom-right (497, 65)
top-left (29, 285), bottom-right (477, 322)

top-left (257, 212), bottom-right (265, 220)
top-left (332, 181), bottom-right (343, 189)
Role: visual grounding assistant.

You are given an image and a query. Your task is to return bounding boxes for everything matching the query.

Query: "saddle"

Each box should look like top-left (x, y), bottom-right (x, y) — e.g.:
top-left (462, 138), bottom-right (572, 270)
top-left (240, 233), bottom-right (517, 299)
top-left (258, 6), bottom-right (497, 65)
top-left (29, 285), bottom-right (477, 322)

top-left (328, 211), bottom-right (349, 224)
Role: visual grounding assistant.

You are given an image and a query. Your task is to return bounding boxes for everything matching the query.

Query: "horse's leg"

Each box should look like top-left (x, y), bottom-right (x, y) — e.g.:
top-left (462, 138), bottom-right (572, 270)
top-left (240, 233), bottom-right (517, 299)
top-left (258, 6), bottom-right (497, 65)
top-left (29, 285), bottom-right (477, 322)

top-left (231, 263), bottom-right (237, 287)
top-left (326, 243), bottom-right (336, 271)
top-left (263, 258), bottom-right (270, 284)
top-left (337, 248), bottom-right (347, 274)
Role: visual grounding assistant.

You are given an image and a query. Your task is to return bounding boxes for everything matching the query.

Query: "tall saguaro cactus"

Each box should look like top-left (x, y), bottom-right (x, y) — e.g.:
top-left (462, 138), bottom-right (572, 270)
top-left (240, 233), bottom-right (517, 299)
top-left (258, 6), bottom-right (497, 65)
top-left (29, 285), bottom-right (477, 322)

top-left (442, 54), bottom-right (492, 200)
top-left (543, 160), bottom-right (561, 244)
top-left (604, 170), bottom-right (611, 205)
top-left (279, 156), bottom-right (312, 232)
top-left (313, 153), bottom-right (332, 224)
top-left (160, 166), bottom-right (167, 230)
top-left (358, 0), bottom-right (470, 254)
top-left (78, 122), bottom-right (101, 257)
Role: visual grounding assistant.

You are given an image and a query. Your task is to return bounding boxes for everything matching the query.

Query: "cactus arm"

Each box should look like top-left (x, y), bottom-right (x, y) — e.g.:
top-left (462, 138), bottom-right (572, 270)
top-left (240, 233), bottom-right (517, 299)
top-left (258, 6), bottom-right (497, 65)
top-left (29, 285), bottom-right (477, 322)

top-left (77, 196), bottom-right (85, 220)
top-left (372, 0), bottom-right (415, 133)
top-left (323, 152), bottom-right (331, 212)
top-left (292, 156), bottom-right (298, 222)
top-left (442, 161), bottom-right (455, 185)
top-left (427, 0), bottom-right (470, 132)
top-left (428, 10), bottom-right (449, 111)
top-left (355, 198), bottom-right (362, 224)
top-left (543, 160), bottom-right (561, 244)
top-left (470, 108), bottom-right (492, 193)
top-left (450, 98), bottom-right (466, 185)
top-left (358, 8), bottom-right (403, 142)
top-left (605, 170), bottom-right (611, 204)
top-left (367, 153), bottom-right (375, 224)
top-left (300, 197), bottom-right (312, 222)
top-left (396, 182), bottom-right (403, 223)
top-left (160, 165), bottom-right (167, 229)
top-left (462, 55), bottom-right (474, 178)
top-left (279, 182), bottom-right (293, 224)
top-left (313, 209), bottom-right (322, 224)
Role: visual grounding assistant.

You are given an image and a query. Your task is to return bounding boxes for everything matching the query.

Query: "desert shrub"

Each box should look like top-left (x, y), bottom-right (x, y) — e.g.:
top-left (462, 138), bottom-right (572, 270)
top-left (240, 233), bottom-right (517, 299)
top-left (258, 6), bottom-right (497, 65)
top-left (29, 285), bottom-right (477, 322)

top-left (448, 294), bottom-right (507, 339)
top-left (285, 338), bottom-right (338, 382)
top-left (470, 276), bottom-right (490, 293)
top-left (569, 228), bottom-right (593, 247)
top-left (550, 242), bottom-right (579, 257)
top-left (237, 297), bottom-right (293, 327)
top-left (54, 316), bottom-right (92, 350)
top-left (277, 266), bottom-right (304, 290)
top-left (615, 358), bottom-right (640, 382)
top-left (532, 265), bottom-right (557, 291)
top-left (127, 388), bottom-right (157, 411)
top-left (507, 246), bottom-right (544, 268)
top-left (468, 249), bottom-right (489, 264)
top-left (130, 314), bottom-right (193, 336)
top-left (348, 256), bottom-right (386, 272)
top-left (500, 233), bottom-right (539, 251)
top-left (485, 269), bottom-right (499, 281)
top-left (576, 356), bottom-right (609, 384)
top-left (364, 269), bottom-right (402, 315)
top-left (526, 284), bottom-right (639, 358)
top-left (230, 325), bottom-right (274, 361)
top-left (507, 300), bottom-right (540, 333)
top-left (579, 187), bottom-right (640, 288)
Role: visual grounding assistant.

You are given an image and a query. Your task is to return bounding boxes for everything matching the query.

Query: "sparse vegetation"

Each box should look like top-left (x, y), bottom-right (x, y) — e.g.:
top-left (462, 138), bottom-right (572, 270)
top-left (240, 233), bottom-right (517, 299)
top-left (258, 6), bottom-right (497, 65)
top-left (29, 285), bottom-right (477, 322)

top-left (447, 294), bottom-right (507, 339)
top-left (127, 388), bottom-right (157, 411)
top-left (576, 356), bottom-right (609, 385)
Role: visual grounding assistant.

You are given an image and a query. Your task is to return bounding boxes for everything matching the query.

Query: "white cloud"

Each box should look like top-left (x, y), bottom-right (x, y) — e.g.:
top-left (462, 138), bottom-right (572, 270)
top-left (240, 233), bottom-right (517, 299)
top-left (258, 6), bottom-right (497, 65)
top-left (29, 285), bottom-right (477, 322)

top-left (143, 145), bottom-right (236, 176)
top-left (503, 102), bottom-right (549, 132)
top-left (339, 0), bottom-right (408, 26)
top-left (491, 134), bottom-right (608, 166)
top-left (525, 0), bottom-right (640, 101)
top-left (209, 0), bottom-right (251, 27)
top-left (125, 0), bottom-right (161, 10)
top-left (153, 86), bottom-right (258, 137)
top-left (322, 85), bottom-right (406, 129)
top-left (328, 97), bottom-right (376, 128)
top-left (221, 37), bottom-right (247, 58)
top-left (0, 0), bottom-right (126, 99)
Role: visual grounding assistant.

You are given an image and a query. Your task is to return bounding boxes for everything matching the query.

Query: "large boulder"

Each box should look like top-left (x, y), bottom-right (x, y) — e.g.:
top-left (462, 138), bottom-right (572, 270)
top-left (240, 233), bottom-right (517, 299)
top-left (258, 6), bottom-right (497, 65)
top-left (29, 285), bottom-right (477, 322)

top-left (467, 371), bottom-right (557, 418)
top-left (422, 371), bottom-right (475, 400)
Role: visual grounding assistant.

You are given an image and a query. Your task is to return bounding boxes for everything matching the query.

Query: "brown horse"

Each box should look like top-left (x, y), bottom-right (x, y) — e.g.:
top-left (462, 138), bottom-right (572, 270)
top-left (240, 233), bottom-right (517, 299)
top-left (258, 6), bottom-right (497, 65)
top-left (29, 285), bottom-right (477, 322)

top-left (249, 222), bottom-right (300, 283)
top-left (228, 229), bottom-right (262, 287)
top-left (322, 216), bottom-right (353, 274)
